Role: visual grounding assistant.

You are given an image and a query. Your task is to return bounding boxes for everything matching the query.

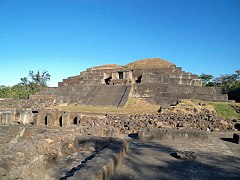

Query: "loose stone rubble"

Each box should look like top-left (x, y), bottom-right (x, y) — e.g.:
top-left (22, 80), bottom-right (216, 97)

top-left (170, 151), bottom-right (197, 160)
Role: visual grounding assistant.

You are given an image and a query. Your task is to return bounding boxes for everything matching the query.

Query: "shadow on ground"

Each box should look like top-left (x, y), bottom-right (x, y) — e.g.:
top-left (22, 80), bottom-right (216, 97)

top-left (112, 138), bottom-right (240, 180)
top-left (220, 137), bottom-right (236, 143)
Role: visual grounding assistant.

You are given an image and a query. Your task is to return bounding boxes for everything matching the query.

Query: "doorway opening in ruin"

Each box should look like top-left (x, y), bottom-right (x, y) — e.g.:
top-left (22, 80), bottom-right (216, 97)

top-left (15, 112), bottom-right (20, 122)
top-left (45, 116), bottom-right (48, 126)
top-left (105, 77), bottom-right (112, 85)
top-left (59, 116), bottom-right (63, 127)
top-left (119, 72), bottom-right (123, 79)
top-left (136, 75), bottom-right (142, 83)
top-left (73, 117), bottom-right (78, 125)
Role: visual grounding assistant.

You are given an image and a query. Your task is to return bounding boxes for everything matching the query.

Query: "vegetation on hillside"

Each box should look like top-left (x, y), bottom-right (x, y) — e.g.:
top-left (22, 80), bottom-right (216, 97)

top-left (169, 99), bottom-right (240, 120)
top-left (0, 70), bottom-right (50, 99)
top-left (199, 70), bottom-right (240, 102)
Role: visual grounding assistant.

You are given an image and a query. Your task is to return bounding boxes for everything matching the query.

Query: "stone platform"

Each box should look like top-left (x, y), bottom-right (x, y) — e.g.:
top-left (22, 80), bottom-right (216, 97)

top-left (113, 131), bottom-right (240, 179)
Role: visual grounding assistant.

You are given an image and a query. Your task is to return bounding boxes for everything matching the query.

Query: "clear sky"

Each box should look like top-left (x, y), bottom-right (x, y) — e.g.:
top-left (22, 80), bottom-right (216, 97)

top-left (0, 0), bottom-right (239, 87)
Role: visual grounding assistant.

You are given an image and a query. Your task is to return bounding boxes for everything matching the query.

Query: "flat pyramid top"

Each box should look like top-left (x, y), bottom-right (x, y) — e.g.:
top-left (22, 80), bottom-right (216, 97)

top-left (91, 64), bottom-right (124, 70)
top-left (125, 58), bottom-right (175, 69)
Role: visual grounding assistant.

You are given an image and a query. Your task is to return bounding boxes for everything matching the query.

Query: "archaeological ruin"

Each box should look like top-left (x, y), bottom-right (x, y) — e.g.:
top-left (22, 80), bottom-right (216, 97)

top-left (30, 58), bottom-right (228, 106)
top-left (0, 58), bottom-right (239, 179)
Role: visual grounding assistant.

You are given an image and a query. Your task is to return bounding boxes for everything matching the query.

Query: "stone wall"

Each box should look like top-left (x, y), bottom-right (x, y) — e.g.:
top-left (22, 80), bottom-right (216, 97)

top-left (0, 111), bottom-right (12, 125)
top-left (0, 110), bottom-right (34, 125)
top-left (0, 99), bottom-right (56, 110)
top-left (133, 67), bottom-right (202, 86)
top-left (31, 82), bottom-right (228, 107)
top-left (58, 65), bottom-right (126, 87)
top-left (33, 85), bottom-right (97, 104)
top-left (133, 83), bottom-right (228, 105)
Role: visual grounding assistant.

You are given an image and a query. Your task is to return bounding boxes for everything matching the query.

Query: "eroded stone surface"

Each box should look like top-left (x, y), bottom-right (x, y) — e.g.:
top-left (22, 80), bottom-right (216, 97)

top-left (0, 126), bottom-right (127, 180)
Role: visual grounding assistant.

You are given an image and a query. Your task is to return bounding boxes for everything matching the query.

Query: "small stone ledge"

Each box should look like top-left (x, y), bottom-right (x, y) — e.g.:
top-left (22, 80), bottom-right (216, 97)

top-left (68, 137), bottom-right (128, 180)
top-left (0, 130), bottom-right (128, 180)
top-left (139, 128), bottom-right (208, 142)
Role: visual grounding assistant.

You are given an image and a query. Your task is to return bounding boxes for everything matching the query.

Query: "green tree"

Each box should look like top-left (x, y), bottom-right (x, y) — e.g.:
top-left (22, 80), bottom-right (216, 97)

top-left (213, 71), bottom-right (239, 92)
top-left (0, 85), bottom-right (17, 98)
top-left (199, 73), bottom-right (214, 87)
top-left (22, 70), bottom-right (51, 86)
top-left (0, 70), bottom-right (51, 99)
top-left (213, 70), bottom-right (240, 102)
top-left (199, 70), bottom-right (240, 102)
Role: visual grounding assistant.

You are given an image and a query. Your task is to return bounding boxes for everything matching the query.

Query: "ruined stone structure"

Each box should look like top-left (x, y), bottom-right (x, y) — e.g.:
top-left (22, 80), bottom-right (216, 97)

top-left (31, 58), bottom-right (228, 106)
top-left (1, 109), bottom-right (239, 179)
top-left (1, 107), bottom-right (237, 133)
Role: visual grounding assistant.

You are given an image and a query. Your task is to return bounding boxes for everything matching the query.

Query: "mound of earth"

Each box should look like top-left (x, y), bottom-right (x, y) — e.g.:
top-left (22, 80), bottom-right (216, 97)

top-left (125, 58), bottom-right (175, 69)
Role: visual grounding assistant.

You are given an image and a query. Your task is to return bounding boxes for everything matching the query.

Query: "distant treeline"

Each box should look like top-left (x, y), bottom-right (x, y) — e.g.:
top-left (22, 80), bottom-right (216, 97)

top-left (199, 70), bottom-right (240, 102)
top-left (0, 70), bottom-right (50, 99)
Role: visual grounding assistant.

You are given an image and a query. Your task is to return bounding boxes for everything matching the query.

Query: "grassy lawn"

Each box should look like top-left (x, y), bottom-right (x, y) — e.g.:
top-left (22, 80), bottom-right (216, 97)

top-left (208, 102), bottom-right (240, 119)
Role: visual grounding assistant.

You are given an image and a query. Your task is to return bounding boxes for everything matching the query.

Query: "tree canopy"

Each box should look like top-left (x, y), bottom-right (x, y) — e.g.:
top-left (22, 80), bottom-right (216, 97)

top-left (0, 70), bottom-right (50, 99)
top-left (199, 70), bottom-right (240, 102)
top-left (199, 73), bottom-right (214, 87)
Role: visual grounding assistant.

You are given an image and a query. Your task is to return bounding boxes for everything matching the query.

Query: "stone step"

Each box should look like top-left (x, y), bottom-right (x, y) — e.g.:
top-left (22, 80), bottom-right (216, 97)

top-left (82, 85), bottom-right (131, 107)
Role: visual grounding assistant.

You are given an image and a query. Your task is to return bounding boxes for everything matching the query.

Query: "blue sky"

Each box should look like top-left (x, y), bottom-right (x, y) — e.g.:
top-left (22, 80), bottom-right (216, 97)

top-left (0, 0), bottom-right (239, 87)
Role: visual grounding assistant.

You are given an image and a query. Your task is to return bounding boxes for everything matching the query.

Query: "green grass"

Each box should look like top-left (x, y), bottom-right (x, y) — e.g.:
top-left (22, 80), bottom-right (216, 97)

top-left (208, 102), bottom-right (240, 119)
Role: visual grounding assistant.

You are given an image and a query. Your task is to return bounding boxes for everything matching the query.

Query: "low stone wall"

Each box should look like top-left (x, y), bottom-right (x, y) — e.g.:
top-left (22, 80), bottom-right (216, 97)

top-left (138, 128), bottom-right (208, 142)
top-left (69, 136), bottom-right (128, 180)
top-left (0, 99), bottom-right (56, 110)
